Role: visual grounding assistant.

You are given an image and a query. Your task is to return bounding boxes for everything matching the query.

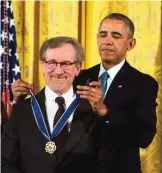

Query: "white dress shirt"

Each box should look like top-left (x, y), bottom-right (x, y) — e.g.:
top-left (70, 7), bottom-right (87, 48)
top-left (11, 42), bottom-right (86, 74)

top-left (99, 59), bottom-right (125, 98)
top-left (45, 85), bottom-right (76, 133)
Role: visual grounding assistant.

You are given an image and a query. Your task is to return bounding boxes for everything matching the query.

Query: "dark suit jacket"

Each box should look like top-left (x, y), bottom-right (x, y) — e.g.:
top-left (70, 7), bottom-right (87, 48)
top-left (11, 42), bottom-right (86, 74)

top-left (74, 61), bottom-right (158, 173)
top-left (2, 89), bottom-right (115, 173)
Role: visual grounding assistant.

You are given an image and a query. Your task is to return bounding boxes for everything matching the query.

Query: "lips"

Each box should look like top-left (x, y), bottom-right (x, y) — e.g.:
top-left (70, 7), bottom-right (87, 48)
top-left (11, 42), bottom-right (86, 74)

top-left (101, 47), bottom-right (114, 52)
top-left (101, 48), bottom-right (115, 53)
top-left (100, 45), bottom-right (115, 52)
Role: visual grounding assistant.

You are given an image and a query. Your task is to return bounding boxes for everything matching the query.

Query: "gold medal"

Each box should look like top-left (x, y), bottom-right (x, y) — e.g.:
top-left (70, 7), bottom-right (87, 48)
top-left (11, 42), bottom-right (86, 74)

top-left (45, 141), bottom-right (57, 154)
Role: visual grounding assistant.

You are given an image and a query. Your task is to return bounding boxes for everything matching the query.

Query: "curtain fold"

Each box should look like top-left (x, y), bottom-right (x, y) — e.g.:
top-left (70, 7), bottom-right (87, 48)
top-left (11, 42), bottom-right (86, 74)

top-left (12, 1), bottom-right (162, 172)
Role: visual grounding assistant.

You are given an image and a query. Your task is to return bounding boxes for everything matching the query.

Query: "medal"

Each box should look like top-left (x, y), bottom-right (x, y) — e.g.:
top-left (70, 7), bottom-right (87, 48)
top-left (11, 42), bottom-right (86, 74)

top-left (29, 80), bottom-right (90, 155)
top-left (45, 141), bottom-right (57, 154)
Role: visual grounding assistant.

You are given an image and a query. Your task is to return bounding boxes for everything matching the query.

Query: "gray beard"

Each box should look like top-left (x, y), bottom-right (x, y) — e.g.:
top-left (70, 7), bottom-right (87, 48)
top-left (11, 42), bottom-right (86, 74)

top-left (53, 87), bottom-right (64, 92)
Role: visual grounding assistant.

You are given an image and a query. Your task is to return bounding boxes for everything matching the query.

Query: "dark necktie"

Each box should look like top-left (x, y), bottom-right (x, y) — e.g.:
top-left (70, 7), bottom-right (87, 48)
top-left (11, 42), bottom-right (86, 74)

top-left (53, 97), bottom-right (68, 150)
top-left (99, 71), bottom-right (109, 97)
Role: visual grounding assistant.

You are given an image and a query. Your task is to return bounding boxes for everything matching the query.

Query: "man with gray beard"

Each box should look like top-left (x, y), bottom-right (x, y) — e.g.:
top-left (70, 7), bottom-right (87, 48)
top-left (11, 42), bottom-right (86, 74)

top-left (2, 36), bottom-right (115, 173)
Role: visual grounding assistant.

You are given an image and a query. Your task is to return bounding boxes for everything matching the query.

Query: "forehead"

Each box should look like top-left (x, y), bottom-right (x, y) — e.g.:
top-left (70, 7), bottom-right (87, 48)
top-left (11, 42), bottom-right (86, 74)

top-left (99, 19), bottom-right (128, 34)
top-left (45, 43), bottom-right (76, 61)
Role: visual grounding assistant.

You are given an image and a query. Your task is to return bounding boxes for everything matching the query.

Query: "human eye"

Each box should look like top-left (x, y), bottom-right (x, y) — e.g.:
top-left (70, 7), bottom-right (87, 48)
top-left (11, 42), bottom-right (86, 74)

top-left (61, 61), bottom-right (71, 68)
top-left (47, 60), bottom-right (55, 65)
top-left (112, 33), bottom-right (122, 39)
top-left (47, 60), bottom-right (56, 68)
top-left (98, 32), bottom-right (107, 37)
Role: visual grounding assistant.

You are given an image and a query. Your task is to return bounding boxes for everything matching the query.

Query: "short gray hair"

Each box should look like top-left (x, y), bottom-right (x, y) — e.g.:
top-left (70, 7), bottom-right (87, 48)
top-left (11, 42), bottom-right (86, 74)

top-left (40, 36), bottom-right (85, 63)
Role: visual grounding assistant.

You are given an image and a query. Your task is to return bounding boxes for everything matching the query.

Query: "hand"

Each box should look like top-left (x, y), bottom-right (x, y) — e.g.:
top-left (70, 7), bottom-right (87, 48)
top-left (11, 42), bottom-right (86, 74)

top-left (11, 79), bottom-right (32, 103)
top-left (76, 81), bottom-right (108, 116)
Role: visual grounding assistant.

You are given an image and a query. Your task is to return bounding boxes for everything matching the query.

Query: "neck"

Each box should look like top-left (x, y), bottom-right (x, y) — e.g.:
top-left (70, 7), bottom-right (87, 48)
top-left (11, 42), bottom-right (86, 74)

top-left (102, 61), bottom-right (115, 70)
top-left (102, 59), bottom-right (125, 70)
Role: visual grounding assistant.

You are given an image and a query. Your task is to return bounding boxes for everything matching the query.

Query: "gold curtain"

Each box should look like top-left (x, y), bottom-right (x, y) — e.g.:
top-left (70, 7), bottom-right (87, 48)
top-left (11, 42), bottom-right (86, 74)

top-left (12, 1), bottom-right (162, 173)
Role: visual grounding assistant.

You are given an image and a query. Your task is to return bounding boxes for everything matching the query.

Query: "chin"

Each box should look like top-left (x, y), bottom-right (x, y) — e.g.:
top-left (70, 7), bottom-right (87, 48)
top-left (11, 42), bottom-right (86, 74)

top-left (102, 58), bottom-right (113, 64)
top-left (51, 83), bottom-right (71, 94)
top-left (53, 87), bottom-right (64, 92)
top-left (101, 54), bottom-right (116, 61)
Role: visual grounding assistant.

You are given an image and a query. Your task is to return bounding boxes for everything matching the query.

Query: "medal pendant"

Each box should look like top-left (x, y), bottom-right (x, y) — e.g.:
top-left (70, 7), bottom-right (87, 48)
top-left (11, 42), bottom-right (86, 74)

top-left (45, 141), bottom-right (57, 154)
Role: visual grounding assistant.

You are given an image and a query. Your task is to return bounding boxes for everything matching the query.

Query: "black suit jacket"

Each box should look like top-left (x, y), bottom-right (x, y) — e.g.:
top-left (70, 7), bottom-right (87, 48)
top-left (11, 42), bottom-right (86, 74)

top-left (2, 89), bottom-right (115, 173)
top-left (74, 61), bottom-right (158, 173)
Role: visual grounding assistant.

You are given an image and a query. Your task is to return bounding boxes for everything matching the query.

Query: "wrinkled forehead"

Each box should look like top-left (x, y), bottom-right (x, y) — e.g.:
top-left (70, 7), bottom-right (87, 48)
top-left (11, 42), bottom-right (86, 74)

top-left (44, 44), bottom-right (76, 61)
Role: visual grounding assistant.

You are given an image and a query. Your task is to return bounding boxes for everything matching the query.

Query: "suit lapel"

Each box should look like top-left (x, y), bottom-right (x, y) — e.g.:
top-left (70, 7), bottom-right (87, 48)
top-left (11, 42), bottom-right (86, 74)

top-left (74, 64), bottom-right (100, 86)
top-left (57, 98), bottom-right (93, 164)
top-left (36, 88), bottom-right (51, 135)
top-left (88, 64), bottom-right (100, 81)
top-left (104, 61), bottom-right (133, 104)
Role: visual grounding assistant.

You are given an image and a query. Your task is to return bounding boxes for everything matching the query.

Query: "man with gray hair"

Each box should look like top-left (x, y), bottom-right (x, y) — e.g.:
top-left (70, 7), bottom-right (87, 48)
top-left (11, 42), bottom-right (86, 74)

top-left (2, 36), bottom-right (115, 173)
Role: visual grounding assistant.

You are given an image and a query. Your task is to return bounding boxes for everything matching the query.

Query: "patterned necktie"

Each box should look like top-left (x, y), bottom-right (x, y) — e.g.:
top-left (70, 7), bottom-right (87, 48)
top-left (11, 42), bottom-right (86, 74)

top-left (54, 97), bottom-right (68, 150)
top-left (99, 71), bottom-right (109, 97)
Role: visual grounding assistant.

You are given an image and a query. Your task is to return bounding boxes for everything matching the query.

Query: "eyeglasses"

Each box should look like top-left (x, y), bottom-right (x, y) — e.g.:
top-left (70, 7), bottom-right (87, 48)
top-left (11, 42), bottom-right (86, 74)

top-left (44, 59), bottom-right (76, 70)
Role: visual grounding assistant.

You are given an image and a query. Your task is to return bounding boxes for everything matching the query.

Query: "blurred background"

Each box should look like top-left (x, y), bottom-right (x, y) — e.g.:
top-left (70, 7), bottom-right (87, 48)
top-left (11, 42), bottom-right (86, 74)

top-left (1, 1), bottom-right (162, 173)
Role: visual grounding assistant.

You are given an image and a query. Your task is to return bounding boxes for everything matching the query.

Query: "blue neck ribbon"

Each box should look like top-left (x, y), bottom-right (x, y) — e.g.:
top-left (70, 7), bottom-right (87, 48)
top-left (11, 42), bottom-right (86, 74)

top-left (29, 79), bottom-right (91, 141)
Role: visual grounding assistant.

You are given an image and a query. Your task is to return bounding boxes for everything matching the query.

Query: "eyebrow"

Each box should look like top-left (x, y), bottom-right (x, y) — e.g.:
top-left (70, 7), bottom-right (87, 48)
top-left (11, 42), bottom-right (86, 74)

top-left (99, 30), bottom-right (122, 37)
top-left (112, 31), bottom-right (122, 36)
top-left (99, 31), bottom-right (107, 34)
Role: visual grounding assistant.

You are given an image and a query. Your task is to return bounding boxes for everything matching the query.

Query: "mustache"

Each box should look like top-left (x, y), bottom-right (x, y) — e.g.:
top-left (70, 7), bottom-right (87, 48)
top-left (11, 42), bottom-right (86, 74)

top-left (100, 44), bottom-right (115, 51)
top-left (50, 74), bottom-right (68, 78)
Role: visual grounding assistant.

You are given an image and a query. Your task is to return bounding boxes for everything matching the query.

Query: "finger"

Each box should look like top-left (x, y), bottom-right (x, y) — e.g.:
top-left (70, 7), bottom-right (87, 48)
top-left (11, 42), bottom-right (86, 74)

top-left (77, 85), bottom-right (92, 90)
top-left (77, 90), bottom-right (92, 96)
top-left (13, 91), bottom-right (29, 98)
top-left (11, 87), bottom-right (30, 98)
top-left (77, 87), bottom-right (102, 97)
top-left (77, 88), bottom-right (99, 95)
top-left (79, 93), bottom-right (99, 103)
top-left (13, 79), bottom-right (24, 87)
top-left (17, 81), bottom-right (32, 88)
top-left (77, 85), bottom-right (99, 93)
top-left (89, 81), bottom-right (102, 88)
top-left (13, 86), bottom-right (30, 93)
top-left (77, 82), bottom-right (101, 90)
top-left (16, 91), bottom-right (28, 96)
top-left (12, 79), bottom-right (32, 89)
top-left (77, 90), bottom-right (101, 101)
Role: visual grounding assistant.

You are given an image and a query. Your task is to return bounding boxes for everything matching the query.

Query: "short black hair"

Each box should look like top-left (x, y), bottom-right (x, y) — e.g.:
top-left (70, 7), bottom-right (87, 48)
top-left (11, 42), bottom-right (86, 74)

top-left (99, 13), bottom-right (135, 38)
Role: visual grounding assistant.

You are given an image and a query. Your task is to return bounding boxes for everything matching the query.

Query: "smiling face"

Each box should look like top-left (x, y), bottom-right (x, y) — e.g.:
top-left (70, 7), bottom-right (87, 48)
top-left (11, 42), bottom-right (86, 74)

top-left (41, 43), bottom-right (81, 95)
top-left (97, 19), bottom-right (136, 69)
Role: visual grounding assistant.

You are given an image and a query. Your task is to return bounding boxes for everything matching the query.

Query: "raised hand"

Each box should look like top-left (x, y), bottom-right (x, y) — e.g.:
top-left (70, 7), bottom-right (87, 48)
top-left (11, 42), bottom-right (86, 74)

top-left (76, 81), bottom-right (108, 116)
top-left (11, 79), bottom-right (32, 102)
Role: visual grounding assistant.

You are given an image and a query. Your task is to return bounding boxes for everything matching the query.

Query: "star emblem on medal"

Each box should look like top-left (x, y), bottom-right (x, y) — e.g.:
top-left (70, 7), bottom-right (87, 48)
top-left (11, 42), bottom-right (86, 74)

top-left (45, 141), bottom-right (57, 154)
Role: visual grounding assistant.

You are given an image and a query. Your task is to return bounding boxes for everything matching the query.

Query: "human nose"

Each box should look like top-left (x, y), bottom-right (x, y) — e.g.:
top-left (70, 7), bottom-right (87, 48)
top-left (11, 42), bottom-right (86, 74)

top-left (54, 63), bottom-right (64, 74)
top-left (103, 34), bottom-right (113, 45)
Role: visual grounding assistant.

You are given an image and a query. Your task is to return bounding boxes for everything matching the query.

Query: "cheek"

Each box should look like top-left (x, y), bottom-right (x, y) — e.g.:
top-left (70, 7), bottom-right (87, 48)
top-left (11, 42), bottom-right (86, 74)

top-left (114, 42), bottom-right (124, 51)
top-left (67, 70), bottom-right (78, 79)
top-left (43, 69), bottom-right (54, 79)
top-left (41, 64), bottom-right (46, 74)
top-left (97, 39), bottom-right (102, 47)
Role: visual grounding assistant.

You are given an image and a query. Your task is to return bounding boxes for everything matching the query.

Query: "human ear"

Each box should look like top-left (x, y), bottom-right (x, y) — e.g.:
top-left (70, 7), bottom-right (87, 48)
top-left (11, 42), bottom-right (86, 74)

top-left (75, 62), bottom-right (82, 76)
top-left (128, 38), bottom-right (136, 51)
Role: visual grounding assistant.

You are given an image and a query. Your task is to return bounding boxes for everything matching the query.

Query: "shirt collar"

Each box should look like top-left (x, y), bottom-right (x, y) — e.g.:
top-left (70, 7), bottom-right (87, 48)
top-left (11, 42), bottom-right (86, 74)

top-left (99, 59), bottom-right (125, 80)
top-left (45, 85), bottom-right (75, 104)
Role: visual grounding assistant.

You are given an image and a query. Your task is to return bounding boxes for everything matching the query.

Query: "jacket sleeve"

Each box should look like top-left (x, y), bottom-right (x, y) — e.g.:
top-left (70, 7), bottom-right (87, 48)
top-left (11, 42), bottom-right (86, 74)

top-left (128, 76), bottom-right (158, 148)
top-left (1, 104), bottom-right (23, 173)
